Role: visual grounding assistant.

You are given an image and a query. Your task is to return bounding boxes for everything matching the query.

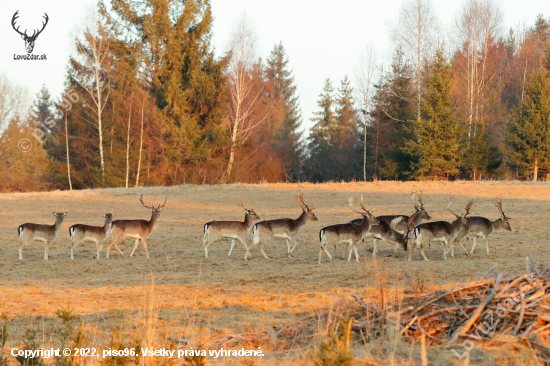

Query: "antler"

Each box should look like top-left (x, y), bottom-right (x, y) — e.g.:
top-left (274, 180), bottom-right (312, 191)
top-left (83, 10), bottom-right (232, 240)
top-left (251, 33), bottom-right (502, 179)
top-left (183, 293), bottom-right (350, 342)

top-left (11, 11), bottom-right (25, 37)
top-left (157, 193), bottom-right (167, 210)
top-left (139, 194), bottom-right (155, 210)
top-left (347, 197), bottom-right (355, 211)
top-left (495, 197), bottom-right (510, 219)
top-left (418, 190), bottom-right (425, 208)
top-left (357, 194), bottom-right (374, 215)
top-left (29, 13), bottom-right (49, 39)
top-left (464, 199), bottom-right (474, 217)
top-left (446, 198), bottom-right (460, 218)
top-left (296, 188), bottom-right (316, 211)
top-left (237, 202), bottom-right (246, 210)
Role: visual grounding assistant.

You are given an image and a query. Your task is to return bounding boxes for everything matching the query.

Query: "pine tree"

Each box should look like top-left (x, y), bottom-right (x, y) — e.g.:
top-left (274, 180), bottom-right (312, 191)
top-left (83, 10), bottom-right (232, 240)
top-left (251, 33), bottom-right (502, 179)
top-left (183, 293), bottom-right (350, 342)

top-left (404, 49), bottom-right (463, 180)
top-left (507, 47), bottom-right (550, 180)
top-left (266, 42), bottom-right (303, 180)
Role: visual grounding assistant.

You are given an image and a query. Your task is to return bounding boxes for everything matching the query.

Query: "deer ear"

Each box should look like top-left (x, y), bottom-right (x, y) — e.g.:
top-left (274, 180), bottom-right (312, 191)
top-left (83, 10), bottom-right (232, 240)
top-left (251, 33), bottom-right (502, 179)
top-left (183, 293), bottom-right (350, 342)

top-left (20, 34), bottom-right (25, 40)
top-left (52, 212), bottom-right (57, 216)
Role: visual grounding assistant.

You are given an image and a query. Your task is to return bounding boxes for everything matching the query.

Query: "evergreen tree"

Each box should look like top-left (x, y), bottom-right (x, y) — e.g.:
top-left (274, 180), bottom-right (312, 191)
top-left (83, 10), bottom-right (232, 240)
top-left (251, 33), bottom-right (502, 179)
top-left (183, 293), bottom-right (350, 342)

top-left (507, 47), bottom-right (550, 180)
top-left (404, 49), bottom-right (463, 180)
top-left (464, 123), bottom-right (491, 180)
top-left (266, 42), bottom-right (303, 180)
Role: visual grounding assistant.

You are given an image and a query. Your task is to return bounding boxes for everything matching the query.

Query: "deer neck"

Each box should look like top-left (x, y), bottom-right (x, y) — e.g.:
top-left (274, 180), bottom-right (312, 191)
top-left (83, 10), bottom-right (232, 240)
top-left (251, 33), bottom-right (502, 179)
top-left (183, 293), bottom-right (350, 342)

top-left (409, 211), bottom-right (422, 226)
top-left (492, 218), bottom-right (506, 230)
top-left (294, 210), bottom-right (310, 230)
top-left (54, 219), bottom-right (64, 236)
top-left (243, 212), bottom-right (254, 231)
top-left (148, 214), bottom-right (160, 231)
top-left (103, 220), bottom-right (113, 236)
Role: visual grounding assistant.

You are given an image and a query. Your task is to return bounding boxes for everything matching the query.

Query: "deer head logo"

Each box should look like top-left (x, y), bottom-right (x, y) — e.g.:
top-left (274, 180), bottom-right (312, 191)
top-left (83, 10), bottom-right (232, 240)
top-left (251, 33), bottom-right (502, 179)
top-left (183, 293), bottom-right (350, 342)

top-left (12, 11), bottom-right (49, 54)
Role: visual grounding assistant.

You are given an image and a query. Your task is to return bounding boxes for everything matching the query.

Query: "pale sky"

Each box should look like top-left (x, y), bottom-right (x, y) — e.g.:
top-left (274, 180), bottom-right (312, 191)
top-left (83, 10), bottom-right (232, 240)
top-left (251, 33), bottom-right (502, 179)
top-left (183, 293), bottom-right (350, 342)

top-left (0, 0), bottom-right (548, 133)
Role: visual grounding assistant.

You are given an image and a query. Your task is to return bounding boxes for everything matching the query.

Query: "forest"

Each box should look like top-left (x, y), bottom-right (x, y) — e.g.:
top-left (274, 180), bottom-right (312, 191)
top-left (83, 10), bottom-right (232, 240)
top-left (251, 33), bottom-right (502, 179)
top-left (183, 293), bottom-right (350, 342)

top-left (1, 0), bottom-right (550, 191)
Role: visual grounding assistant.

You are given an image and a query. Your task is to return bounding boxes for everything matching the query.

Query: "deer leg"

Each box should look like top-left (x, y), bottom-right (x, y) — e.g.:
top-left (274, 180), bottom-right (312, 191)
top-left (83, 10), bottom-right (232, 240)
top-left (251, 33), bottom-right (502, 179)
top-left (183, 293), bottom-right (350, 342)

top-left (470, 237), bottom-right (478, 254)
top-left (244, 236), bottom-right (260, 261)
top-left (354, 243), bottom-right (360, 262)
top-left (237, 237), bottom-right (250, 257)
top-left (286, 238), bottom-right (291, 257)
top-left (442, 240), bottom-right (448, 260)
top-left (113, 239), bottom-right (126, 257)
top-left (372, 238), bottom-right (378, 257)
top-left (456, 240), bottom-right (468, 256)
top-left (96, 240), bottom-right (102, 260)
top-left (420, 244), bottom-right (429, 262)
top-left (142, 238), bottom-right (149, 258)
top-left (408, 242), bottom-right (416, 261)
top-left (347, 243), bottom-right (354, 262)
top-left (203, 237), bottom-right (216, 258)
top-left (259, 241), bottom-right (270, 260)
top-left (19, 242), bottom-right (23, 260)
top-left (485, 236), bottom-right (489, 254)
top-left (44, 239), bottom-right (49, 261)
top-left (228, 239), bottom-right (236, 257)
top-left (130, 239), bottom-right (140, 257)
top-left (289, 237), bottom-right (298, 253)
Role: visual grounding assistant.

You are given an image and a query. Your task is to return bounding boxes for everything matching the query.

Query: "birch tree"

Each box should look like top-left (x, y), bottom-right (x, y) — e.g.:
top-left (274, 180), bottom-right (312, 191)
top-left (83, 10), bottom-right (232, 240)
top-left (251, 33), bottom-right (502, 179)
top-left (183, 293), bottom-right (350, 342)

top-left (354, 45), bottom-right (378, 181)
top-left (391, 0), bottom-right (438, 123)
top-left (70, 15), bottom-right (111, 183)
top-left (225, 13), bottom-right (272, 181)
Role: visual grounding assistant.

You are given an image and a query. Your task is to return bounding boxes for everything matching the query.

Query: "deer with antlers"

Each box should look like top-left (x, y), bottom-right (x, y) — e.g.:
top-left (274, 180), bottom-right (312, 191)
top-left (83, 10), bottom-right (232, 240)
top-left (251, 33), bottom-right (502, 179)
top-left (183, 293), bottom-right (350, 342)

top-left (409, 199), bottom-right (472, 261)
top-left (318, 195), bottom-right (380, 264)
top-left (202, 202), bottom-right (260, 258)
top-left (244, 189), bottom-right (318, 260)
top-left (105, 194), bottom-right (166, 258)
top-left (348, 198), bottom-right (411, 258)
top-left (11, 11), bottom-right (49, 53)
top-left (452, 197), bottom-right (512, 256)
top-left (17, 211), bottom-right (68, 260)
top-left (68, 212), bottom-right (116, 260)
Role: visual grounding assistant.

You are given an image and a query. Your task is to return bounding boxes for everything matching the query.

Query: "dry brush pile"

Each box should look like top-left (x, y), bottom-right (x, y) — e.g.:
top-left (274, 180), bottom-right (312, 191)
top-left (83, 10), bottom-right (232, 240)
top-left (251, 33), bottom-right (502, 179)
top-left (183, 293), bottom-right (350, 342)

top-left (349, 256), bottom-right (550, 363)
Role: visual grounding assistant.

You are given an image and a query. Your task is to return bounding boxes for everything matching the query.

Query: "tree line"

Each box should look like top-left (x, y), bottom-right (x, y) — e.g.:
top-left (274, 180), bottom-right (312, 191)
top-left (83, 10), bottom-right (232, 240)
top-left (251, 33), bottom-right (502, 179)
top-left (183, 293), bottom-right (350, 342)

top-left (1, 0), bottom-right (550, 192)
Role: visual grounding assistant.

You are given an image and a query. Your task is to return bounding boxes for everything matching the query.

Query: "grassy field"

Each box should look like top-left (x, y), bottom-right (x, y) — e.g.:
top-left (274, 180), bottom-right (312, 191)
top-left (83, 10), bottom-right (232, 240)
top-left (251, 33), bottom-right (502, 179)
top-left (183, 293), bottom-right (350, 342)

top-left (0, 181), bottom-right (549, 364)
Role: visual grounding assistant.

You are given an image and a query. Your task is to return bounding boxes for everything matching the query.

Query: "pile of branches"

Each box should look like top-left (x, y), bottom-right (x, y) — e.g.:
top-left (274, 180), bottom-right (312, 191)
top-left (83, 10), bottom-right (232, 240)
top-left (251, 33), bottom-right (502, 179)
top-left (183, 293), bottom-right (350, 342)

top-left (352, 257), bottom-right (550, 345)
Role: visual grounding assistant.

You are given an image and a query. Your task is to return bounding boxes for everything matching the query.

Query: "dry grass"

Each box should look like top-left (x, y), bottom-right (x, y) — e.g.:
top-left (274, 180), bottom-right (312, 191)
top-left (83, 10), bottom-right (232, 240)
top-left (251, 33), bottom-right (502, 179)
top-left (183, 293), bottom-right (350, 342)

top-left (0, 181), bottom-right (549, 364)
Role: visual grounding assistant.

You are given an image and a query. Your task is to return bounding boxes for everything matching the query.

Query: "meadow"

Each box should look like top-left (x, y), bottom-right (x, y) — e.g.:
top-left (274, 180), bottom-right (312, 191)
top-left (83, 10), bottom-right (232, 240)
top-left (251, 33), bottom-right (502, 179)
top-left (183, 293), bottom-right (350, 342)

top-left (0, 181), bottom-right (549, 365)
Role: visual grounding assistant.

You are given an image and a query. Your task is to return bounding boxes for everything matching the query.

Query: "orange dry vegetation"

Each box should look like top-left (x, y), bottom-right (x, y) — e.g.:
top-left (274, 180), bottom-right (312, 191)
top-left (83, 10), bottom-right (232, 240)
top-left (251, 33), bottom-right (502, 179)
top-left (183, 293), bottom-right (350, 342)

top-left (0, 181), bottom-right (548, 364)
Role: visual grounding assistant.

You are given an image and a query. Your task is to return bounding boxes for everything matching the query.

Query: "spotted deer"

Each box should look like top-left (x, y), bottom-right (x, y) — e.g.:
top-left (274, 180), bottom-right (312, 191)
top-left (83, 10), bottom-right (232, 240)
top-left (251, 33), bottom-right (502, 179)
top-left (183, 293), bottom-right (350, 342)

top-left (17, 211), bottom-right (68, 260)
top-left (244, 189), bottom-right (318, 260)
top-left (202, 202), bottom-right (260, 258)
top-left (452, 197), bottom-right (512, 256)
top-left (68, 212), bottom-right (116, 260)
top-left (409, 200), bottom-right (472, 261)
top-left (106, 194), bottom-right (166, 258)
top-left (318, 196), bottom-right (380, 264)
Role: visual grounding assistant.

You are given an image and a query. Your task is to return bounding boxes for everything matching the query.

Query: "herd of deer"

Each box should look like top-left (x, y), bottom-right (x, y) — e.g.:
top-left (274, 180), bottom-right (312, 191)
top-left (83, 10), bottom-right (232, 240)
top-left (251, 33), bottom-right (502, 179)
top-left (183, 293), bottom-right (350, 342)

top-left (15, 189), bottom-right (512, 263)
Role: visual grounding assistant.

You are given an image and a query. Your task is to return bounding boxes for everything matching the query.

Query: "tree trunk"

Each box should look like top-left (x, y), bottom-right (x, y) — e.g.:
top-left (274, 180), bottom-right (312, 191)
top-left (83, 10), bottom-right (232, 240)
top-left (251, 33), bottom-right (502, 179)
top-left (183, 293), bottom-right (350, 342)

top-left (135, 102), bottom-right (144, 187)
top-left (125, 105), bottom-right (132, 188)
top-left (96, 76), bottom-right (105, 183)
top-left (534, 157), bottom-right (538, 182)
top-left (65, 113), bottom-right (72, 191)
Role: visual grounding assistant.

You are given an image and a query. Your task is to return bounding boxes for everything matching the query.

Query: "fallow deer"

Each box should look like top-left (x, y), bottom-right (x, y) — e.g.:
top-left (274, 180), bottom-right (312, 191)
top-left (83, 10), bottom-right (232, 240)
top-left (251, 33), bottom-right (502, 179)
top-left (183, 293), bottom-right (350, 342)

top-left (68, 212), bottom-right (116, 260)
top-left (318, 196), bottom-right (380, 264)
top-left (409, 200), bottom-right (472, 261)
top-left (452, 197), bottom-right (512, 256)
top-left (106, 194), bottom-right (166, 258)
top-left (244, 189), bottom-right (318, 260)
top-left (202, 202), bottom-right (260, 258)
top-left (17, 211), bottom-right (68, 260)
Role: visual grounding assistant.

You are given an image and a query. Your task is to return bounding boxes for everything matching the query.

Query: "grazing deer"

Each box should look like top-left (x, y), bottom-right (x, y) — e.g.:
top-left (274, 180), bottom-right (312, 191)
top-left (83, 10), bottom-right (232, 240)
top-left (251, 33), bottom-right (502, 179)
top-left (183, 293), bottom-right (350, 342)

top-left (244, 189), bottom-right (318, 260)
top-left (452, 197), bottom-right (512, 256)
top-left (202, 202), bottom-right (260, 258)
top-left (106, 194), bottom-right (166, 258)
top-left (17, 211), bottom-right (68, 260)
top-left (409, 200), bottom-right (472, 261)
top-left (318, 196), bottom-right (380, 264)
top-left (68, 212), bottom-right (116, 260)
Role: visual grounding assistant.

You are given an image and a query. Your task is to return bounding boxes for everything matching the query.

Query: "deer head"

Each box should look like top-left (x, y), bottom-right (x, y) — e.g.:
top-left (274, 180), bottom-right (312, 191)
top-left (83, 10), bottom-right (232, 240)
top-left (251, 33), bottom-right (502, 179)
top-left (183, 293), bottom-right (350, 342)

top-left (412, 190), bottom-right (430, 219)
top-left (495, 197), bottom-right (512, 231)
top-left (12, 11), bottom-right (49, 54)
top-left (139, 193), bottom-right (167, 219)
top-left (238, 202), bottom-right (260, 220)
top-left (296, 188), bottom-right (318, 221)
top-left (349, 194), bottom-right (380, 225)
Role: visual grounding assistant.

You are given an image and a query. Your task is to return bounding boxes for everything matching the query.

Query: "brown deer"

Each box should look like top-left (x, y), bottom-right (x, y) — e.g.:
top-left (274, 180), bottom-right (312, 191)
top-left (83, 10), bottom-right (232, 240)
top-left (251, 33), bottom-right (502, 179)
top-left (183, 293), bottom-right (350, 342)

top-left (318, 195), bottom-right (380, 264)
top-left (18, 211), bottom-right (68, 260)
top-left (244, 189), bottom-right (318, 260)
top-left (106, 194), bottom-right (166, 258)
top-left (452, 197), bottom-right (512, 256)
top-left (69, 212), bottom-right (116, 260)
top-left (202, 202), bottom-right (260, 258)
top-left (409, 200), bottom-right (473, 261)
